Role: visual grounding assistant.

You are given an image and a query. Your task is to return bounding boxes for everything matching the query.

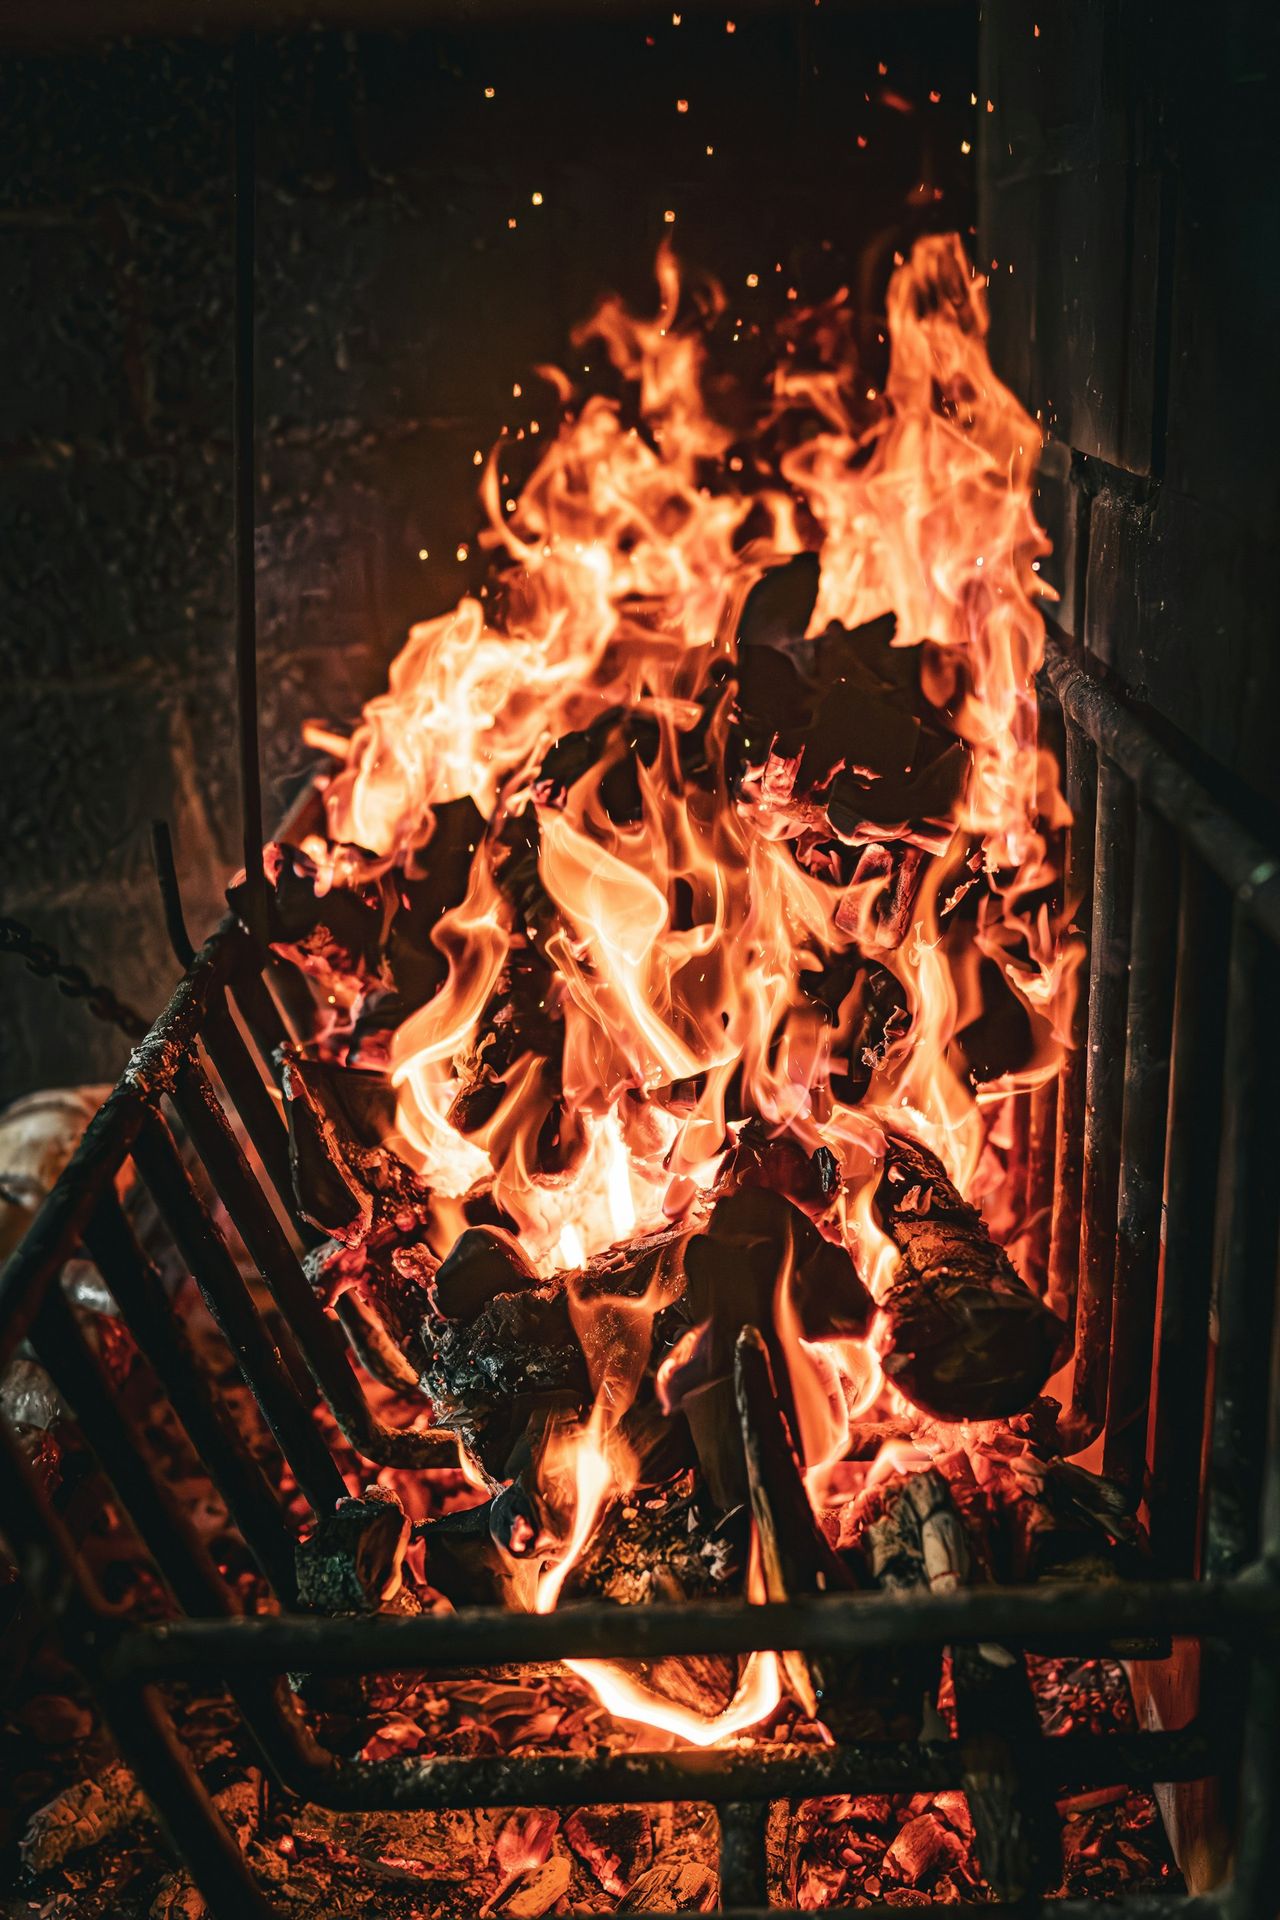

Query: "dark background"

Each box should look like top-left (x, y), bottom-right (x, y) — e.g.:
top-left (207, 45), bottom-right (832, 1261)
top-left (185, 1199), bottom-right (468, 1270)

top-left (0, 1), bottom-right (976, 1102)
top-left (3, 0), bottom-right (1278, 1105)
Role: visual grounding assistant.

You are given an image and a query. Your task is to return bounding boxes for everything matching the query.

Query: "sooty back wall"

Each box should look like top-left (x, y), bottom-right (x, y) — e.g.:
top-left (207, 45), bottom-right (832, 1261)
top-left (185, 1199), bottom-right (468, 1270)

top-left (0, 5), bottom-right (975, 1102)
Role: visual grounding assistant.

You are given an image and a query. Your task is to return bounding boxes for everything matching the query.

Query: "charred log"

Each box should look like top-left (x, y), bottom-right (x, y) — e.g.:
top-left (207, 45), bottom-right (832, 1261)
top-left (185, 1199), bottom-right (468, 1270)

top-left (733, 1326), bottom-right (866, 1730)
top-left (874, 1131), bottom-right (1067, 1420)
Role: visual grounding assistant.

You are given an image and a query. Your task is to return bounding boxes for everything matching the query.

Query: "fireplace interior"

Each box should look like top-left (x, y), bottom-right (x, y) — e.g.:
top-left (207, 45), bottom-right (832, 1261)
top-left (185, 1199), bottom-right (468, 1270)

top-left (1, 4), bottom-right (1278, 1918)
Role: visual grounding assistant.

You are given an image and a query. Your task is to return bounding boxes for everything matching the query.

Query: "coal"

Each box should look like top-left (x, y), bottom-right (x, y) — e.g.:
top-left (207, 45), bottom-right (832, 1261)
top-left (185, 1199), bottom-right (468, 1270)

top-left (295, 1491), bottom-right (410, 1614)
top-left (385, 796), bottom-right (485, 1011)
top-left (433, 1225), bottom-right (540, 1323)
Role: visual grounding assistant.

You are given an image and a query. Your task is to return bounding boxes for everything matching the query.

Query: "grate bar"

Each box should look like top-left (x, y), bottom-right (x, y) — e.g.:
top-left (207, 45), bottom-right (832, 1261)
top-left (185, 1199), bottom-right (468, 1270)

top-left (99, 1576), bottom-right (1277, 1681)
top-left (1046, 712), bottom-right (1096, 1321)
top-left (1147, 848), bottom-right (1229, 1575)
top-left (30, 1284), bottom-right (235, 1622)
top-left (1071, 752), bottom-right (1136, 1442)
top-left (1204, 904), bottom-right (1280, 1579)
top-left (84, 1196), bottom-right (299, 1603)
top-left (131, 1111), bottom-right (346, 1517)
top-left (1104, 801), bottom-right (1180, 1495)
top-left (172, 1057), bottom-right (459, 1468)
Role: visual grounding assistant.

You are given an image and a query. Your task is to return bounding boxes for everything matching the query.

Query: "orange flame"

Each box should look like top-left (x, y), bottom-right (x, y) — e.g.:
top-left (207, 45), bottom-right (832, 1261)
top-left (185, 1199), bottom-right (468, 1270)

top-left (319, 236), bottom-right (1076, 1743)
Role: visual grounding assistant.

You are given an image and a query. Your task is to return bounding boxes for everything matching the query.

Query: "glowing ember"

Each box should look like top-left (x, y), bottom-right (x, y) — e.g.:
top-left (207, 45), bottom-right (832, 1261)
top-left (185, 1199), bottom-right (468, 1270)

top-left (296, 234), bottom-right (1077, 1744)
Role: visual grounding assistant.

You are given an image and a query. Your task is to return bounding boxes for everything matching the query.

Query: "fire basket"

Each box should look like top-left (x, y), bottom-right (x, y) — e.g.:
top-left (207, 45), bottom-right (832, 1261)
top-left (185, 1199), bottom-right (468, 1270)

top-left (3, 622), bottom-right (1278, 1918)
top-left (4, 11), bottom-right (1280, 1920)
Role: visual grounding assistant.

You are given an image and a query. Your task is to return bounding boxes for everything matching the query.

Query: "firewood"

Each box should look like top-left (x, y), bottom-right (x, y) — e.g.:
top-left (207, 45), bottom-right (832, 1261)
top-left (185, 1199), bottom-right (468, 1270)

top-left (20, 1763), bottom-right (146, 1873)
top-left (950, 1638), bottom-right (1063, 1900)
top-left (874, 1131), bottom-right (1066, 1420)
top-left (295, 1489), bottom-right (410, 1613)
top-left (684, 1187), bottom-right (873, 1384)
top-left (619, 1859), bottom-right (718, 1912)
top-left (862, 1465), bottom-right (1062, 1901)
top-left (834, 841), bottom-right (929, 951)
top-left (433, 1224), bottom-right (541, 1322)
top-left (279, 1048), bottom-right (429, 1244)
top-left (664, 1185), bottom-right (873, 1512)
top-left (565, 1806), bottom-right (654, 1897)
top-left (485, 1854), bottom-right (572, 1916)
top-left (734, 1326), bottom-right (861, 1725)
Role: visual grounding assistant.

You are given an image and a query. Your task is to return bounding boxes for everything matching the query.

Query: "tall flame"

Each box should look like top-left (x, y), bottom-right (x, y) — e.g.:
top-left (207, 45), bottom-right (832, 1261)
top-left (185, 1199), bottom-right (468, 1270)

top-left (320, 235), bottom-right (1075, 1743)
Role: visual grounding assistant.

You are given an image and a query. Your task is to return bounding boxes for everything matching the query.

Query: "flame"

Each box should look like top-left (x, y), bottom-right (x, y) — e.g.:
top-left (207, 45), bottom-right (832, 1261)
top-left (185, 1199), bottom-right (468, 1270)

top-left (316, 236), bottom-right (1077, 1744)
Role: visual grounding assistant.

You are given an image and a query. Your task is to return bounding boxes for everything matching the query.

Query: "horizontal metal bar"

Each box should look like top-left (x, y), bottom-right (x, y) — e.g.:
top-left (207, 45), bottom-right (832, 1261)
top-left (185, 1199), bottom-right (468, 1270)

top-left (98, 1575), bottom-right (1278, 1681)
top-left (616, 1904), bottom-right (1221, 1920)
top-left (1043, 636), bottom-right (1280, 947)
top-left (235, 1720), bottom-right (1217, 1813)
top-left (644, 1905), bottom-right (1219, 1920)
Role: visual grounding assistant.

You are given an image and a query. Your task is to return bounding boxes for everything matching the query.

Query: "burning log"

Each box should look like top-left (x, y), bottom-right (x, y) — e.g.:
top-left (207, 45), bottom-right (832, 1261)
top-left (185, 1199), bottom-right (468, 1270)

top-left (279, 1049), bottom-right (427, 1245)
top-left (874, 1131), bottom-right (1067, 1421)
top-left (564, 1807), bottom-right (654, 1898)
top-left (950, 1636), bottom-right (1064, 1901)
top-left (659, 1187), bottom-right (871, 1511)
top-left (420, 1286), bottom-right (588, 1477)
top-left (733, 1326), bottom-right (867, 1730)
top-left (295, 1489), bottom-right (411, 1614)
top-left (432, 1224), bottom-right (541, 1323)
top-left (619, 1860), bottom-right (717, 1912)
top-left (20, 1764), bottom-right (146, 1873)
top-left (861, 1464), bottom-right (1062, 1901)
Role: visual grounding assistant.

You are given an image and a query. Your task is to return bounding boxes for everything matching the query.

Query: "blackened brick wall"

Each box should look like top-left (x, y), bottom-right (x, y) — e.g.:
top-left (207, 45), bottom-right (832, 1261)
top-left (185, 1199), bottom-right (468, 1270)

top-left (1, 9), bottom-right (975, 1103)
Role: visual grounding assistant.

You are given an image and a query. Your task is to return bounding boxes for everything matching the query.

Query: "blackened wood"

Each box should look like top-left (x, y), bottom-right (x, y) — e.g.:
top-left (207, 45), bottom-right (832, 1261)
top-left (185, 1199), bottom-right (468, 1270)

top-left (734, 1325), bottom-right (856, 1723)
top-left (875, 1132), bottom-right (1066, 1420)
top-left (295, 1491), bottom-right (409, 1614)
top-left (434, 1225), bottom-right (540, 1322)
top-left (950, 1638), bottom-right (1063, 1901)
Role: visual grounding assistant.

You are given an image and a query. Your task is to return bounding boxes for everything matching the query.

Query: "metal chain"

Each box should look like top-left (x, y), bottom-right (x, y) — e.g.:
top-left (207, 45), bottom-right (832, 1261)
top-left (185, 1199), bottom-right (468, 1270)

top-left (0, 915), bottom-right (150, 1041)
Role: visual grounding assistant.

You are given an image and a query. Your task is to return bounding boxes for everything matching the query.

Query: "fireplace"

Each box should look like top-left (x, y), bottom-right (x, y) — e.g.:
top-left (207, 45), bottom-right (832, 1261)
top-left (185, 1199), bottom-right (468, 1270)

top-left (2, 6), bottom-right (1278, 1918)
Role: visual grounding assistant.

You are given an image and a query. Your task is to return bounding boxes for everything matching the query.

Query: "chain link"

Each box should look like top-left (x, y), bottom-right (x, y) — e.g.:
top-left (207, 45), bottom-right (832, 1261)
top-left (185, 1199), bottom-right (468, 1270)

top-left (0, 916), bottom-right (150, 1041)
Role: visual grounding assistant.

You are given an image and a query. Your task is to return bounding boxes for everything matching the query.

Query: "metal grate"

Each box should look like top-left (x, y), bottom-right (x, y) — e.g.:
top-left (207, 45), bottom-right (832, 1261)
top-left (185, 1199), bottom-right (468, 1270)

top-left (1, 635), bottom-right (1278, 1919)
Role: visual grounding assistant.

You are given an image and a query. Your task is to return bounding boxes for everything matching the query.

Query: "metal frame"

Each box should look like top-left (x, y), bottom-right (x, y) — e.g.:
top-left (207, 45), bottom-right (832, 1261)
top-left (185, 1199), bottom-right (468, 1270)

top-left (2, 635), bottom-right (1278, 1918)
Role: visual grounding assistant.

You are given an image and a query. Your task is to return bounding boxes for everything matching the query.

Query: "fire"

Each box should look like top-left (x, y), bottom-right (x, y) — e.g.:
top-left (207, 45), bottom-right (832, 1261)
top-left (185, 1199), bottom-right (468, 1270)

top-left (315, 235), bottom-right (1075, 1744)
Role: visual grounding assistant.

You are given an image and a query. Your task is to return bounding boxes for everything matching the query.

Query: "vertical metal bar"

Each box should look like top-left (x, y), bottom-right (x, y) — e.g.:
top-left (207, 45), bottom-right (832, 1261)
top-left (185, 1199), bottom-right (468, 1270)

top-left (171, 1059), bottom-right (458, 1469)
top-left (1104, 803), bottom-right (1179, 1496)
top-left (131, 1113), bottom-right (346, 1515)
top-left (1228, 1246), bottom-right (1280, 1918)
top-left (717, 1800), bottom-right (769, 1909)
top-left (1048, 715), bottom-right (1096, 1320)
top-left (201, 989), bottom-right (313, 1240)
top-left (84, 1197), bottom-right (299, 1604)
top-left (97, 1680), bottom-right (276, 1920)
top-left (1023, 1074), bottom-right (1058, 1295)
top-left (233, 33), bottom-right (266, 948)
top-left (230, 954), bottom-right (299, 1064)
top-left (1148, 850), bottom-right (1229, 1575)
top-left (1069, 752), bottom-right (1136, 1440)
top-left (1204, 905), bottom-right (1280, 1580)
top-left (30, 1285), bottom-right (234, 1621)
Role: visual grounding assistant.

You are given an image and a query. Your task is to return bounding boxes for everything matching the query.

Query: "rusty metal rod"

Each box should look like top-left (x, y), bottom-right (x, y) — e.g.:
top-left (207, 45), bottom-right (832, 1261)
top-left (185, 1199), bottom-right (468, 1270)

top-left (98, 1575), bottom-right (1277, 1681)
